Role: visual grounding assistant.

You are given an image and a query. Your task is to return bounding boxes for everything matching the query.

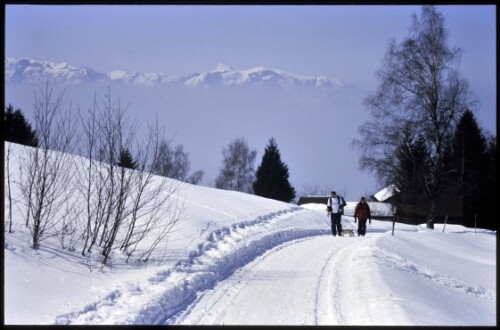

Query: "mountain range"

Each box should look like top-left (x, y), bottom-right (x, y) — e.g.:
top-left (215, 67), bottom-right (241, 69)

top-left (5, 58), bottom-right (340, 88)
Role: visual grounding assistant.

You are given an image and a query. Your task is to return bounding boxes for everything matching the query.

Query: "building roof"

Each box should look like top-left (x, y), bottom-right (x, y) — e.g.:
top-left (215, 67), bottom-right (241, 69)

top-left (297, 196), bottom-right (329, 205)
top-left (373, 184), bottom-right (399, 202)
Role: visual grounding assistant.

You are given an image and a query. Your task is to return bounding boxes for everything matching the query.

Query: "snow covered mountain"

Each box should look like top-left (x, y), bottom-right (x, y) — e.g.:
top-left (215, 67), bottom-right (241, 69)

top-left (5, 58), bottom-right (177, 85)
top-left (107, 70), bottom-right (178, 85)
top-left (5, 57), bottom-right (339, 88)
top-left (181, 63), bottom-right (338, 88)
top-left (5, 58), bottom-right (108, 84)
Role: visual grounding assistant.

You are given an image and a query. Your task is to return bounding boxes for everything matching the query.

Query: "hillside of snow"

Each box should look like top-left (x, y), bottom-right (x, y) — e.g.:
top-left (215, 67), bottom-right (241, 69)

top-left (4, 142), bottom-right (496, 325)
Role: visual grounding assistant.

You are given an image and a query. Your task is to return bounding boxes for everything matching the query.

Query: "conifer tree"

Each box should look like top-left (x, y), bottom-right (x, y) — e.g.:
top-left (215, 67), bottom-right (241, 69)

top-left (253, 138), bottom-right (296, 202)
top-left (451, 110), bottom-right (487, 227)
top-left (5, 104), bottom-right (38, 147)
top-left (478, 136), bottom-right (496, 230)
top-left (393, 130), bottom-right (429, 222)
top-left (118, 148), bottom-right (137, 170)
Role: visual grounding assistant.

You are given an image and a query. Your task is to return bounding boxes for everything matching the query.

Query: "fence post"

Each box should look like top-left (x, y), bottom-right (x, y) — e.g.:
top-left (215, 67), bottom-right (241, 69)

top-left (442, 215), bottom-right (448, 233)
top-left (474, 214), bottom-right (477, 234)
top-left (392, 206), bottom-right (396, 236)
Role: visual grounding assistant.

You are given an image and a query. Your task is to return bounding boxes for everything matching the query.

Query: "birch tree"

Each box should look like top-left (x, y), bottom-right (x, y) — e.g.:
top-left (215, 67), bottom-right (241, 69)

top-left (354, 6), bottom-right (475, 228)
top-left (76, 90), bottom-right (184, 265)
top-left (19, 82), bottom-right (77, 248)
top-left (215, 137), bottom-right (257, 193)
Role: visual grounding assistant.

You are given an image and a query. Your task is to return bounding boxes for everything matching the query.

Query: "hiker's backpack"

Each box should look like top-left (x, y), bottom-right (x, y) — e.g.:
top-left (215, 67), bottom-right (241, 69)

top-left (329, 196), bottom-right (347, 214)
top-left (339, 196), bottom-right (346, 214)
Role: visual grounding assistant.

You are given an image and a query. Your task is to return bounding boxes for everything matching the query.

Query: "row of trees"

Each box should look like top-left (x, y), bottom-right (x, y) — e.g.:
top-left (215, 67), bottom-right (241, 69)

top-left (449, 111), bottom-right (496, 229)
top-left (215, 137), bottom-right (296, 203)
top-left (5, 87), bottom-right (298, 265)
top-left (355, 6), bottom-right (496, 230)
top-left (391, 109), bottom-right (496, 229)
top-left (6, 104), bottom-right (297, 205)
top-left (5, 85), bottom-right (197, 267)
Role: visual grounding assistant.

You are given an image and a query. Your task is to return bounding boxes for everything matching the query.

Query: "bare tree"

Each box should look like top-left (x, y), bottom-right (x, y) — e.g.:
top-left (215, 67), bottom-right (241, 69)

top-left (186, 170), bottom-right (204, 185)
top-left (136, 196), bottom-right (186, 263)
top-left (215, 137), bottom-right (257, 193)
top-left (299, 184), bottom-right (330, 197)
top-left (119, 118), bottom-right (184, 262)
top-left (14, 83), bottom-right (186, 264)
top-left (353, 6), bottom-right (475, 228)
top-left (6, 143), bottom-right (13, 233)
top-left (151, 138), bottom-right (204, 184)
top-left (57, 201), bottom-right (83, 251)
top-left (76, 94), bottom-right (102, 256)
top-left (19, 82), bottom-right (77, 248)
top-left (75, 90), bottom-right (185, 266)
top-left (72, 88), bottom-right (135, 262)
top-left (93, 89), bottom-right (137, 265)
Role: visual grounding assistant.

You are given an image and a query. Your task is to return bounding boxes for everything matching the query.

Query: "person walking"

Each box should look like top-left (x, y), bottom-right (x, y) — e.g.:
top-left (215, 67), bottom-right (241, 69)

top-left (354, 196), bottom-right (371, 236)
top-left (326, 191), bottom-right (346, 236)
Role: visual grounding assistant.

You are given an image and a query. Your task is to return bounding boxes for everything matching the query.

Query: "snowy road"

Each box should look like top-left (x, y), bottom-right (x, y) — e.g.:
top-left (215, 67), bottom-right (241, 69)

top-left (50, 207), bottom-right (496, 326)
top-left (175, 233), bottom-right (374, 325)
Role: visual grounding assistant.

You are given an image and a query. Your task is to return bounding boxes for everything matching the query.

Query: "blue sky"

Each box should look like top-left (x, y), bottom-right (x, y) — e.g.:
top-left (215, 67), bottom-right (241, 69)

top-left (5, 5), bottom-right (496, 198)
top-left (7, 5), bottom-right (496, 87)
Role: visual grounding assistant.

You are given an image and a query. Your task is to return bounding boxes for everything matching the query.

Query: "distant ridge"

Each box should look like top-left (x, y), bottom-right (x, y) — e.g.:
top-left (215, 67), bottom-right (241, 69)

top-left (5, 57), bottom-right (341, 88)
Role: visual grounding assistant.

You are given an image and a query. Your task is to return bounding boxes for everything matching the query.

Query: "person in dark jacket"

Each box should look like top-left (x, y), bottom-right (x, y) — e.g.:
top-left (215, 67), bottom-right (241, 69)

top-left (354, 196), bottom-right (371, 236)
top-left (326, 191), bottom-right (347, 236)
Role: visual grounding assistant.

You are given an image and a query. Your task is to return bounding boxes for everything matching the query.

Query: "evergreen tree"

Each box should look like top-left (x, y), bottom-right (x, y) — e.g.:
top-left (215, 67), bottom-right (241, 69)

top-left (393, 130), bottom-right (429, 222)
top-left (450, 110), bottom-right (487, 227)
top-left (253, 138), bottom-right (296, 202)
top-left (4, 104), bottom-right (38, 147)
top-left (478, 136), bottom-right (496, 230)
top-left (118, 148), bottom-right (137, 170)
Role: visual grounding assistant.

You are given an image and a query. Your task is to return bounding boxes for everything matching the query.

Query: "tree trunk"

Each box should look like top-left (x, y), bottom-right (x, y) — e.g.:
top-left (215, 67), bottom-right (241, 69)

top-left (427, 198), bottom-right (436, 229)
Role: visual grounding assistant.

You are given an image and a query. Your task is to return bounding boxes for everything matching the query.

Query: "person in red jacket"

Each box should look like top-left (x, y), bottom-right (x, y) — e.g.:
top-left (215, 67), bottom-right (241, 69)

top-left (354, 196), bottom-right (371, 236)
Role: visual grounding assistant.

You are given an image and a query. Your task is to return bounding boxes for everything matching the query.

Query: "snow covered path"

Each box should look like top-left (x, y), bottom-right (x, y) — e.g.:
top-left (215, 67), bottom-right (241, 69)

top-left (174, 225), bottom-right (496, 326)
top-left (53, 207), bottom-right (332, 325)
top-left (174, 234), bottom-right (371, 325)
top-left (50, 209), bottom-right (496, 326)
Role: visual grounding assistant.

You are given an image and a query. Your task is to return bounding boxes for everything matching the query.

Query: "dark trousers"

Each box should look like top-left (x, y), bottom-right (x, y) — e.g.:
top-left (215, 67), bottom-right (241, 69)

top-left (330, 212), bottom-right (342, 236)
top-left (357, 218), bottom-right (367, 236)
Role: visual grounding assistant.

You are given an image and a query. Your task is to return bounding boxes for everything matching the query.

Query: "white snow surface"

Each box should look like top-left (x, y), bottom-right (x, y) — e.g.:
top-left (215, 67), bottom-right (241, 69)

top-left (4, 142), bottom-right (497, 325)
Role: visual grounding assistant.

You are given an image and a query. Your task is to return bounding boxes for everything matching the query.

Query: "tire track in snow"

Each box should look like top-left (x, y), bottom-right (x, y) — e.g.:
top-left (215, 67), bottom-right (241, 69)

top-left (315, 241), bottom-right (344, 325)
top-left (176, 232), bottom-right (373, 325)
top-left (172, 236), bottom-right (319, 325)
top-left (314, 241), bottom-right (342, 325)
top-left (54, 207), bottom-right (329, 325)
top-left (137, 207), bottom-right (329, 325)
top-left (314, 235), bottom-right (372, 325)
top-left (374, 247), bottom-right (495, 300)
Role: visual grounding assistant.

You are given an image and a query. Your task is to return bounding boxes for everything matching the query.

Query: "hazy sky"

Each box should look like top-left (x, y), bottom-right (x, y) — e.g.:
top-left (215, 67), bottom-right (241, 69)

top-left (5, 5), bottom-right (496, 199)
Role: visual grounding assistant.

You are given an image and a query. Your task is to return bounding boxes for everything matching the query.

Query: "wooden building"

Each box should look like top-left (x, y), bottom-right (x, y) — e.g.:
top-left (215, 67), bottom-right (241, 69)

top-left (297, 195), bottom-right (330, 205)
top-left (371, 185), bottom-right (463, 225)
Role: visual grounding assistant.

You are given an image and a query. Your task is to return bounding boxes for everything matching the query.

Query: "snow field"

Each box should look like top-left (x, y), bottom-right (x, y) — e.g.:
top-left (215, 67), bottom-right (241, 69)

top-left (4, 142), bottom-right (496, 325)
